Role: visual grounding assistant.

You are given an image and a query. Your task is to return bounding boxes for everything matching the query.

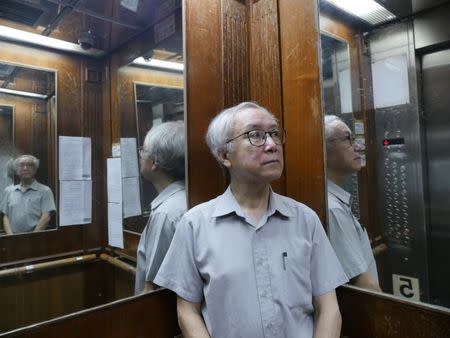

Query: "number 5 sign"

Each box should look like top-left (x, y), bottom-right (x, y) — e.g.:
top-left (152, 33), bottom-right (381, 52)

top-left (392, 274), bottom-right (420, 301)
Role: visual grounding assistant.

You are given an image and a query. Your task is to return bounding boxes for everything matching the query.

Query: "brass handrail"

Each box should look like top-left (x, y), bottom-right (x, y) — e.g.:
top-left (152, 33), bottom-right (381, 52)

top-left (0, 253), bottom-right (97, 278)
top-left (99, 253), bottom-right (136, 275)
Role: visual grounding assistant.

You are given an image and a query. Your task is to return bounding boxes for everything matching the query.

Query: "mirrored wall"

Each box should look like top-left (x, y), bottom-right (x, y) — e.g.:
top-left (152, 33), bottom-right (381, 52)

top-left (0, 62), bottom-right (57, 236)
top-left (116, 6), bottom-right (185, 235)
top-left (319, 0), bottom-right (450, 310)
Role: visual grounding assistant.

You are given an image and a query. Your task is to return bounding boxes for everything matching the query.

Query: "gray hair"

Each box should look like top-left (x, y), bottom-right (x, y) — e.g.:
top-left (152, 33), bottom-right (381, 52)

top-left (14, 154), bottom-right (39, 170)
top-left (205, 101), bottom-right (276, 162)
top-left (143, 121), bottom-right (185, 180)
top-left (205, 102), bottom-right (277, 182)
top-left (324, 114), bottom-right (344, 143)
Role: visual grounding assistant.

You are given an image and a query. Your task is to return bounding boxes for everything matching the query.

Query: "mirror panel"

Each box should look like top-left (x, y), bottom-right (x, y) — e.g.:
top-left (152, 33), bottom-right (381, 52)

top-left (0, 62), bottom-right (57, 235)
top-left (319, 0), bottom-right (450, 310)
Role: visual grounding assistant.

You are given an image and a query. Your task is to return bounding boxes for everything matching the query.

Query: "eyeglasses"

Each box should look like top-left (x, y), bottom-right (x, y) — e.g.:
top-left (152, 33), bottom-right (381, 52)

top-left (226, 128), bottom-right (286, 147)
top-left (138, 147), bottom-right (150, 159)
top-left (18, 162), bottom-right (35, 168)
top-left (327, 134), bottom-right (355, 147)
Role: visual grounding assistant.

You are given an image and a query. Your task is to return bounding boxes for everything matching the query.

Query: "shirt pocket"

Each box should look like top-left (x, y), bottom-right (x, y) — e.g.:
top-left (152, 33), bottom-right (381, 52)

top-left (25, 195), bottom-right (42, 216)
top-left (280, 248), bottom-right (313, 312)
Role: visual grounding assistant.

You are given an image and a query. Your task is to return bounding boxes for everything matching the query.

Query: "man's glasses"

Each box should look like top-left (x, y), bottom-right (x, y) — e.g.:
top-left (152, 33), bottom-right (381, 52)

top-left (226, 128), bottom-right (286, 147)
top-left (138, 146), bottom-right (149, 159)
top-left (327, 134), bottom-right (355, 147)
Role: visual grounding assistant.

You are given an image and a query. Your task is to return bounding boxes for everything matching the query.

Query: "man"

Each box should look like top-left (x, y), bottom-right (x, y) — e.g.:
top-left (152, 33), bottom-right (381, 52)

top-left (1, 154), bottom-right (56, 234)
top-left (324, 115), bottom-right (381, 292)
top-left (135, 121), bottom-right (187, 295)
top-left (155, 102), bottom-right (348, 338)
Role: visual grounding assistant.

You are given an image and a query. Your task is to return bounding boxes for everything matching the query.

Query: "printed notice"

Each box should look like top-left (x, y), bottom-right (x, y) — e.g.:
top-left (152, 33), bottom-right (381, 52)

top-left (120, 138), bottom-right (139, 178)
top-left (108, 202), bottom-right (124, 248)
top-left (59, 136), bottom-right (91, 180)
top-left (59, 180), bottom-right (92, 226)
top-left (123, 176), bottom-right (142, 218)
top-left (107, 158), bottom-right (122, 203)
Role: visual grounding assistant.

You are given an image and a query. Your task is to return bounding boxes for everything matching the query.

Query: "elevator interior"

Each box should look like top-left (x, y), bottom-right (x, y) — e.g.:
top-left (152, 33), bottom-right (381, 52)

top-left (320, 0), bottom-right (450, 308)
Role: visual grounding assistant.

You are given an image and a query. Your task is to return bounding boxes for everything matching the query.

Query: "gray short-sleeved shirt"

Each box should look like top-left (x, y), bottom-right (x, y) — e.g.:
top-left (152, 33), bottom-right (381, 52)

top-left (0, 180), bottom-right (56, 233)
top-left (155, 186), bottom-right (348, 338)
top-left (135, 180), bottom-right (186, 294)
top-left (327, 180), bottom-right (378, 281)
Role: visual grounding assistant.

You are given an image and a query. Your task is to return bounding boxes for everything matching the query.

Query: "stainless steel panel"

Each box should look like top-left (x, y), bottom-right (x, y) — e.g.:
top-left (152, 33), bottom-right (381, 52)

top-left (422, 49), bottom-right (450, 307)
top-left (369, 22), bottom-right (429, 301)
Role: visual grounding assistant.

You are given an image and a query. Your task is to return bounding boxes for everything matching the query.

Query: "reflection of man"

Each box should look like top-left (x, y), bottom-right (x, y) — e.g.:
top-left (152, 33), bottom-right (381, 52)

top-left (135, 121), bottom-right (187, 295)
top-left (325, 115), bottom-right (381, 292)
top-left (155, 102), bottom-right (348, 338)
top-left (1, 155), bottom-right (56, 235)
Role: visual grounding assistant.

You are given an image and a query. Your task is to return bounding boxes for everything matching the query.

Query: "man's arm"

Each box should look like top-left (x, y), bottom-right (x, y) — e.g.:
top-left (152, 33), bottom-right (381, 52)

top-left (312, 290), bottom-right (342, 338)
top-left (352, 271), bottom-right (382, 292)
top-left (177, 296), bottom-right (210, 338)
top-left (34, 211), bottom-right (50, 232)
top-left (3, 214), bottom-right (13, 235)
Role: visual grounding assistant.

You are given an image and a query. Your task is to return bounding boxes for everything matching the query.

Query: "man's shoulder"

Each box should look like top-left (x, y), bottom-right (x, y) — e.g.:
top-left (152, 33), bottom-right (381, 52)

top-left (273, 192), bottom-right (318, 219)
top-left (33, 181), bottom-right (52, 192)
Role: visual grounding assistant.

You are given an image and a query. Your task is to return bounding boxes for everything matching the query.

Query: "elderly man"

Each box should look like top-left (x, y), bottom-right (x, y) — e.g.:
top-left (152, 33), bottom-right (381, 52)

top-left (155, 102), bottom-right (348, 338)
top-left (324, 115), bottom-right (381, 292)
top-left (1, 154), bottom-right (56, 234)
top-left (135, 121), bottom-right (187, 295)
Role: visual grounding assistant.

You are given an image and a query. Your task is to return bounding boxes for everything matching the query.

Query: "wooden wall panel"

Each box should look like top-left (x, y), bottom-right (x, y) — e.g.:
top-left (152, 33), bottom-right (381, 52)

top-left (338, 286), bottom-right (450, 338)
top-left (278, 0), bottom-right (327, 222)
top-left (185, 0), bottom-right (226, 207)
top-left (223, 0), bottom-right (249, 106)
top-left (0, 41), bottom-right (105, 263)
top-left (249, 0), bottom-right (285, 195)
top-left (2, 288), bottom-right (180, 338)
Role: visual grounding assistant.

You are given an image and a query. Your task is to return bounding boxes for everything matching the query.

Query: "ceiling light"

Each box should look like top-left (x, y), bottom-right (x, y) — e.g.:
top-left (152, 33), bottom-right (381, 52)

top-left (0, 88), bottom-right (48, 99)
top-left (132, 57), bottom-right (184, 72)
top-left (0, 25), bottom-right (105, 57)
top-left (324, 0), bottom-right (396, 25)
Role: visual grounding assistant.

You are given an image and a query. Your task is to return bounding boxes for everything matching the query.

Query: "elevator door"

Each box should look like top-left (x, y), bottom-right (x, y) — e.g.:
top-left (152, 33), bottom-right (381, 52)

top-left (422, 48), bottom-right (450, 307)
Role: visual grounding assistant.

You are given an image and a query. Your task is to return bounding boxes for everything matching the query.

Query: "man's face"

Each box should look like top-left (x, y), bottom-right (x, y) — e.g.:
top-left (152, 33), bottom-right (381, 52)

top-left (223, 108), bottom-right (284, 184)
top-left (326, 121), bottom-right (362, 175)
top-left (16, 157), bottom-right (37, 180)
top-left (139, 148), bottom-right (155, 182)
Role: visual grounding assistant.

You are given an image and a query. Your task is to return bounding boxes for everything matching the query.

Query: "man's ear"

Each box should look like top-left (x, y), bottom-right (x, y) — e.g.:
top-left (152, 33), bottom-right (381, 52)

top-left (218, 150), bottom-right (231, 168)
top-left (151, 158), bottom-right (159, 172)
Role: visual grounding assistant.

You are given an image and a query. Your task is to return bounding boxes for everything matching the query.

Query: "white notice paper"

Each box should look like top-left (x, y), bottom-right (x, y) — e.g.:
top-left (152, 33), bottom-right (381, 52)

top-left (59, 136), bottom-right (91, 180)
top-left (120, 138), bottom-right (139, 178)
top-left (372, 54), bottom-right (410, 109)
top-left (59, 180), bottom-right (92, 226)
top-left (108, 202), bottom-right (124, 248)
top-left (123, 176), bottom-right (142, 218)
top-left (107, 158), bottom-right (122, 203)
top-left (338, 68), bottom-right (353, 114)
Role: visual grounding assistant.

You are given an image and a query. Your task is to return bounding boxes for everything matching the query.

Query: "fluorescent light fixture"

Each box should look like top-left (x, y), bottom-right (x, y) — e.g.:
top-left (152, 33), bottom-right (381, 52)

top-left (0, 25), bottom-right (105, 57)
top-left (325, 0), bottom-right (396, 25)
top-left (0, 88), bottom-right (48, 99)
top-left (133, 57), bottom-right (184, 72)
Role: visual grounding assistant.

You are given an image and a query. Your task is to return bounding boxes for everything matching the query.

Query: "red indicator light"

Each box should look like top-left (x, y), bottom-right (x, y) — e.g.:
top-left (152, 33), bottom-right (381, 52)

top-left (383, 139), bottom-right (390, 146)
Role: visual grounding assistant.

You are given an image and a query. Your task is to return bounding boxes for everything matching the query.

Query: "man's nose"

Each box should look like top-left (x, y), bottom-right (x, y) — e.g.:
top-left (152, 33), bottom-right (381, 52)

top-left (264, 134), bottom-right (278, 149)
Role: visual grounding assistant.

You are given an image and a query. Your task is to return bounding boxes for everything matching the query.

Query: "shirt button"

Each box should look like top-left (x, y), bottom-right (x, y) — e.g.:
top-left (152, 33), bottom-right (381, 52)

top-left (267, 323), bottom-right (273, 329)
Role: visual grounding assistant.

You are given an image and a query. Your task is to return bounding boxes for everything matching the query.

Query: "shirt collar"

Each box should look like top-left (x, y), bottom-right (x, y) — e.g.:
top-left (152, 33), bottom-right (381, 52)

top-left (327, 179), bottom-right (351, 206)
top-left (211, 185), bottom-right (293, 218)
top-left (150, 180), bottom-right (185, 211)
top-left (14, 180), bottom-right (38, 192)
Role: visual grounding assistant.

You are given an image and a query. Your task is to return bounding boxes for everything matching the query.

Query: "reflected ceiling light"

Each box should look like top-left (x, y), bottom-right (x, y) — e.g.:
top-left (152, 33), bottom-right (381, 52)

top-left (0, 25), bottom-right (104, 57)
top-left (0, 88), bottom-right (47, 99)
top-left (133, 57), bottom-right (184, 72)
top-left (324, 0), bottom-right (396, 25)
